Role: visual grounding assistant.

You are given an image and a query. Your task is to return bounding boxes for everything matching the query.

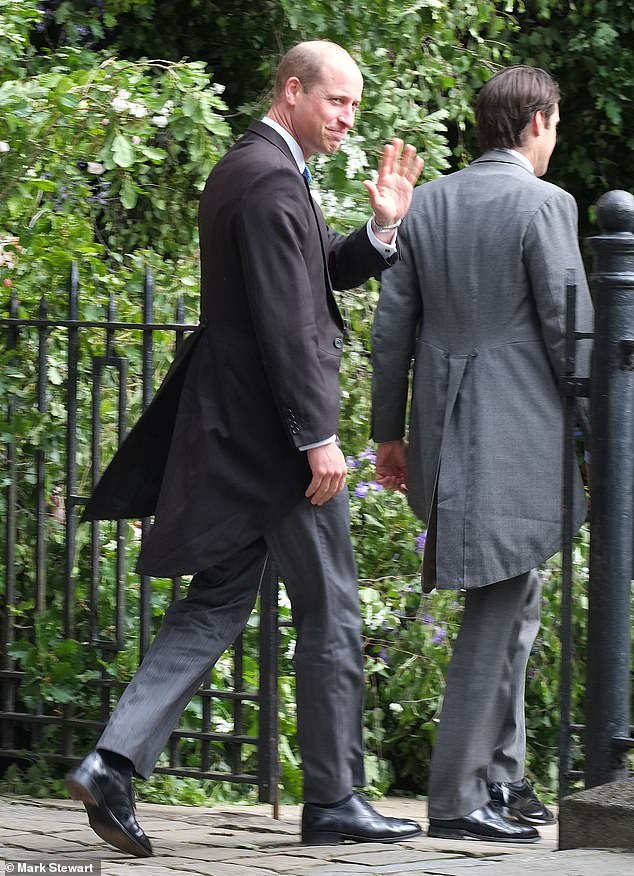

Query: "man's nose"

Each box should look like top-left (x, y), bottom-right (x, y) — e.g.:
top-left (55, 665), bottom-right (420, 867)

top-left (339, 104), bottom-right (356, 128)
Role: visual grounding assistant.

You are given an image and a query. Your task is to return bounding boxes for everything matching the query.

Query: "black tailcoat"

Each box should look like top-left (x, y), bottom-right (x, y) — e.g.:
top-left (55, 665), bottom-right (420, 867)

top-left (84, 122), bottom-right (392, 576)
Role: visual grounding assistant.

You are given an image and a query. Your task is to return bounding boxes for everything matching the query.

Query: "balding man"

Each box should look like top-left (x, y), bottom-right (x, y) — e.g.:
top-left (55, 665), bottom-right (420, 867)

top-left (66, 41), bottom-right (423, 854)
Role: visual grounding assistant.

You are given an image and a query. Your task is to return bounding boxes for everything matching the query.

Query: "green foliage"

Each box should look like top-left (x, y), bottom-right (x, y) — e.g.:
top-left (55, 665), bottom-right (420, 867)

top-left (0, 0), bottom-right (609, 810)
top-left (0, 760), bottom-right (68, 798)
top-left (0, 0), bottom-right (42, 81)
top-left (508, 0), bottom-right (634, 231)
top-left (0, 46), bottom-right (231, 278)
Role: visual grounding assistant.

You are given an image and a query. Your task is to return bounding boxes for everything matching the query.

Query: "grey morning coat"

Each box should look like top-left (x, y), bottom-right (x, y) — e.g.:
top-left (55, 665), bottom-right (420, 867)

top-left (371, 150), bottom-right (594, 590)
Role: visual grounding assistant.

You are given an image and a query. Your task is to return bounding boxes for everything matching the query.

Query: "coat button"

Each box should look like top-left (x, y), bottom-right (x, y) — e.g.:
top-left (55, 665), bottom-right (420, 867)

top-left (334, 337), bottom-right (343, 349)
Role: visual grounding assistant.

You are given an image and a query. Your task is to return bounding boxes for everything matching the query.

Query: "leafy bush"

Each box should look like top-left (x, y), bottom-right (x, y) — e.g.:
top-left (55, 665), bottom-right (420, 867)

top-left (0, 0), bottom-right (601, 808)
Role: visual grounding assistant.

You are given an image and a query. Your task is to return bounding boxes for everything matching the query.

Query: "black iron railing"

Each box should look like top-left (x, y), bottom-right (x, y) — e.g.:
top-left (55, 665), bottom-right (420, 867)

top-left (559, 190), bottom-right (634, 797)
top-left (0, 265), bottom-right (280, 805)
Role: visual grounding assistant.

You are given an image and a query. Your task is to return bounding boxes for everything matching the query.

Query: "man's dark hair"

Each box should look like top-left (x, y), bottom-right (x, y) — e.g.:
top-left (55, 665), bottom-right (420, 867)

top-left (476, 65), bottom-right (560, 152)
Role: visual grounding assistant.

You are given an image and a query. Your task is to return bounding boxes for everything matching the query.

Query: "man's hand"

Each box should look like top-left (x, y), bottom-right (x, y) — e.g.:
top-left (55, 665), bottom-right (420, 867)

top-left (375, 439), bottom-right (408, 492)
top-left (305, 443), bottom-right (348, 505)
top-left (363, 139), bottom-right (424, 230)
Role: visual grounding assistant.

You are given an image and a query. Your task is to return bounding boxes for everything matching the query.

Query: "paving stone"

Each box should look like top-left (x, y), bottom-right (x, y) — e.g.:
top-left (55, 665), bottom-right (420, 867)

top-left (123, 863), bottom-right (278, 876)
top-left (151, 846), bottom-right (262, 861)
top-left (421, 848), bottom-right (634, 876)
top-left (213, 818), bottom-right (298, 835)
top-left (408, 836), bottom-right (556, 857)
top-left (239, 853), bottom-right (339, 872)
top-left (287, 866), bottom-right (374, 876)
top-left (156, 832), bottom-right (294, 852)
top-left (146, 827), bottom-right (240, 842)
top-left (329, 849), bottom-right (454, 866)
top-left (100, 866), bottom-right (185, 876)
top-left (1, 796), bottom-right (632, 876)
top-left (307, 842), bottom-right (417, 858)
top-left (1, 833), bottom-right (92, 852)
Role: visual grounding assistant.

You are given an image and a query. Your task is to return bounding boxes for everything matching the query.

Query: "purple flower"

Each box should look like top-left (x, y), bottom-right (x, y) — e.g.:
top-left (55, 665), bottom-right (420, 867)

top-left (432, 626), bottom-right (447, 645)
top-left (415, 531), bottom-right (427, 553)
top-left (358, 448), bottom-right (377, 464)
top-left (346, 455), bottom-right (360, 469)
top-left (354, 481), bottom-right (384, 498)
top-left (378, 648), bottom-right (390, 665)
top-left (422, 614), bottom-right (435, 626)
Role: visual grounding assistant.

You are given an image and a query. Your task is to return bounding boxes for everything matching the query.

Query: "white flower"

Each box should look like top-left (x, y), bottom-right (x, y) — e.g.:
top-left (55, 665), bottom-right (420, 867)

top-left (213, 83), bottom-right (226, 95)
top-left (151, 115), bottom-right (168, 128)
top-left (389, 702), bottom-right (404, 714)
top-left (111, 97), bottom-right (128, 113)
top-left (132, 135), bottom-right (141, 145)
top-left (129, 102), bottom-right (147, 119)
top-left (87, 162), bottom-right (105, 175)
top-left (117, 89), bottom-right (131, 100)
top-left (340, 136), bottom-right (369, 180)
top-left (212, 717), bottom-right (234, 734)
top-left (0, 141), bottom-right (10, 153)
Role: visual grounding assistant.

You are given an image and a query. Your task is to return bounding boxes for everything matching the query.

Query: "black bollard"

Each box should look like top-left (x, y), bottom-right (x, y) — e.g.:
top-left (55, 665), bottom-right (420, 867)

top-left (585, 189), bottom-right (634, 788)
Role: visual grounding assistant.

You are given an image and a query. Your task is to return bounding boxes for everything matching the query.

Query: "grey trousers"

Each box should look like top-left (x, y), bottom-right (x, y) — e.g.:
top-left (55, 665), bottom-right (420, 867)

top-left (427, 570), bottom-right (542, 819)
top-left (98, 489), bottom-right (365, 804)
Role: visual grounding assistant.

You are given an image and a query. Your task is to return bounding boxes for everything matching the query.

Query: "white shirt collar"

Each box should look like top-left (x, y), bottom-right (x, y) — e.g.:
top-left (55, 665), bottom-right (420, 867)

top-left (500, 148), bottom-right (534, 174)
top-left (262, 116), bottom-right (306, 174)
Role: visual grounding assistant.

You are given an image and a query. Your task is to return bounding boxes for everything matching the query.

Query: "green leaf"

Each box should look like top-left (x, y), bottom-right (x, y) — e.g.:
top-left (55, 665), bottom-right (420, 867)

top-left (46, 684), bottom-right (77, 704)
top-left (58, 93), bottom-right (79, 110)
top-left (120, 176), bottom-right (138, 209)
top-left (27, 178), bottom-right (58, 192)
top-left (111, 133), bottom-right (135, 168)
top-left (139, 145), bottom-right (167, 162)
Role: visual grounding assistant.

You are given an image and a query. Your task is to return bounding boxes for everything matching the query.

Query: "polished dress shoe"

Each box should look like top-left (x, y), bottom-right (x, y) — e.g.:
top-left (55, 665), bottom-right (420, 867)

top-left (428, 803), bottom-right (540, 843)
top-left (489, 778), bottom-right (556, 826)
top-left (301, 792), bottom-right (422, 844)
top-left (66, 751), bottom-right (152, 857)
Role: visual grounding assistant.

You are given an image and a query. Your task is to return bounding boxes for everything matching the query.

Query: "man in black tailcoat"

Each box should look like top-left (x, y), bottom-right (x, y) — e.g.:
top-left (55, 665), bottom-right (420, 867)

top-left (65, 40), bottom-right (424, 855)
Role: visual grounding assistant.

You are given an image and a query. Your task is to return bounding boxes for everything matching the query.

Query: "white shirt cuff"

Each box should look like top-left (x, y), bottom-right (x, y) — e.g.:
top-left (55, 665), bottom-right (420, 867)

top-left (299, 435), bottom-right (337, 451)
top-left (366, 217), bottom-right (397, 259)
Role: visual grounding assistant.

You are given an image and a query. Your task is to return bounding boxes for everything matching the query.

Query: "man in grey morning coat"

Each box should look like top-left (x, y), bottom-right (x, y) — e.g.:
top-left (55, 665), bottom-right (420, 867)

top-left (65, 41), bottom-right (424, 855)
top-left (371, 66), bottom-right (593, 843)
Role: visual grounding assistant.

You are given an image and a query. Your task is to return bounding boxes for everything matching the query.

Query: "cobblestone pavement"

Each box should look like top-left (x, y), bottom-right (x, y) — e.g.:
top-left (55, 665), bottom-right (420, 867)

top-left (1, 796), bottom-right (633, 876)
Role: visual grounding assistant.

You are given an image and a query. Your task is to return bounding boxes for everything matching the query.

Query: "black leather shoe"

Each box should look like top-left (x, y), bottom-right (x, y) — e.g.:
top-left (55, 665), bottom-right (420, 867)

top-left (66, 751), bottom-right (152, 857)
top-left (489, 778), bottom-right (556, 826)
top-left (301, 792), bottom-right (422, 845)
top-left (428, 803), bottom-right (540, 843)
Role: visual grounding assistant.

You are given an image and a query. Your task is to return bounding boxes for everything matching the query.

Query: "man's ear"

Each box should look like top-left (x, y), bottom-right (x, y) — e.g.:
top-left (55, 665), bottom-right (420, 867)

top-left (531, 110), bottom-right (545, 137)
top-left (285, 76), bottom-right (303, 106)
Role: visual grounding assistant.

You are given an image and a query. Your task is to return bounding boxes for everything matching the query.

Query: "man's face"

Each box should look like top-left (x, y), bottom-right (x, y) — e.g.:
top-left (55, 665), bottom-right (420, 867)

top-left (290, 57), bottom-right (363, 159)
top-left (534, 103), bottom-right (559, 177)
